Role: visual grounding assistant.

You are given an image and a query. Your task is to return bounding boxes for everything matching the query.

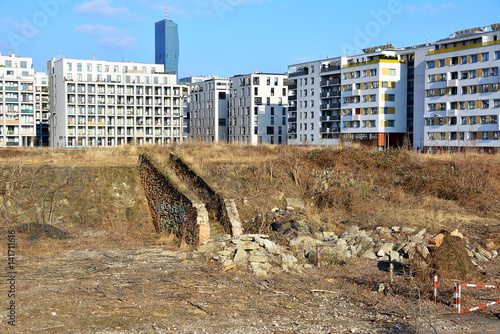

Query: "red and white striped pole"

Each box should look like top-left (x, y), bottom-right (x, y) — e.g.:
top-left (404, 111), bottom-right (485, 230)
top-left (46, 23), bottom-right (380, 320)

top-left (453, 282), bottom-right (461, 313)
top-left (316, 245), bottom-right (321, 268)
top-left (434, 275), bottom-right (438, 302)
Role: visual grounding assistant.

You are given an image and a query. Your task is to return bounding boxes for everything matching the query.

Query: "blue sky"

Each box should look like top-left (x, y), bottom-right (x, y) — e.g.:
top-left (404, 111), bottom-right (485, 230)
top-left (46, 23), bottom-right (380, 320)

top-left (0, 0), bottom-right (499, 78)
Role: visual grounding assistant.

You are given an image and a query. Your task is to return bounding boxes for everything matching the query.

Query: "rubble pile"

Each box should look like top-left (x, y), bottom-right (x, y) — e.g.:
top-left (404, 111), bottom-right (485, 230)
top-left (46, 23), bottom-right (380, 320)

top-left (198, 209), bottom-right (498, 276)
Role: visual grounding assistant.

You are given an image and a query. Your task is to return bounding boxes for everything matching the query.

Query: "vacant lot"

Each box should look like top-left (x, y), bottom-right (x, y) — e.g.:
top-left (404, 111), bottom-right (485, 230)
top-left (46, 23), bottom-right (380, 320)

top-left (0, 145), bottom-right (499, 333)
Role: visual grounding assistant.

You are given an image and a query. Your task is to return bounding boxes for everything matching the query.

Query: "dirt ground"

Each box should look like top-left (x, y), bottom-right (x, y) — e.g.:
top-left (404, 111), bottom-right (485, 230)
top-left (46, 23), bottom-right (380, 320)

top-left (1, 227), bottom-right (499, 334)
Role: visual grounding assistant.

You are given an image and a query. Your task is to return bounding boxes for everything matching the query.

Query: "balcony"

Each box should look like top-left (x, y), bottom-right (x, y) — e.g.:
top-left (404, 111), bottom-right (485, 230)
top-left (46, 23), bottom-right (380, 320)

top-left (320, 91), bottom-right (341, 98)
top-left (320, 115), bottom-right (341, 122)
top-left (288, 117), bottom-right (297, 123)
top-left (289, 106), bottom-right (297, 112)
top-left (447, 79), bottom-right (458, 87)
top-left (320, 103), bottom-right (340, 110)
top-left (447, 109), bottom-right (458, 116)
top-left (321, 65), bottom-right (341, 73)
top-left (6, 142), bottom-right (20, 146)
top-left (6, 98), bottom-right (18, 102)
top-left (21, 109), bottom-right (34, 114)
top-left (6, 120), bottom-right (19, 124)
top-left (5, 87), bottom-right (18, 91)
top-left (352, 89), bottom-right (361, 96)
top-left (320, 127), bottom-right (340, 134)
top-left (289, 69), bottom-right (309, 78)
top-left (289, 84), bottom-right (297, 90)
top-left (289, 95), bottom-right (297, 101)
top-left (352, 114), bottom-right (361, 121)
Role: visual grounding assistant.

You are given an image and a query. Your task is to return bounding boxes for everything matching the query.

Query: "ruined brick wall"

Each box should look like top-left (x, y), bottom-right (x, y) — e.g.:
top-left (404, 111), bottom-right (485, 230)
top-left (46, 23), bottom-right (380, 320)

top-left (170, 153), bottom-right (242, 237)
top-left (138, 154), bottom-right (210, 245)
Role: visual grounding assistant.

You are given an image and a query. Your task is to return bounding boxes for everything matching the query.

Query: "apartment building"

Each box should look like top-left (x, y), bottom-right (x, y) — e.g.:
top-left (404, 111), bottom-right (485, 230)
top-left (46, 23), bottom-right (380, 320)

top-left (47, 58), bottom-right (184, 148)
top-left (423, 25), bottom-right (500, 152)
top-left (0, 53), bottom-right (49, 148)
top-left (189, 78), bottom-right (230, 143)
top-left (288, 48), bottom-right (409, 148)
top-left (228, 73), bottom-right (288, 145)
top-left (340, 48), bottom-right (408, 148)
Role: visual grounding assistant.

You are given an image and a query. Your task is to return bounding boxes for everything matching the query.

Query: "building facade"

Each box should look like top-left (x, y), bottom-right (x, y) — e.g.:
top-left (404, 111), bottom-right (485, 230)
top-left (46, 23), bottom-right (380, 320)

top-left (155, 18), bottom-right (180, 74)
top-left (228, 73), bottom-right (288, 145)
top-left (0, 53), bottom-right (48, 148)
top-left (423, 25), bottom-right (500, 152)
top-left (189, 78), bottom-right (230, 143)
top-left (48, 58), bottom-right (184, 148)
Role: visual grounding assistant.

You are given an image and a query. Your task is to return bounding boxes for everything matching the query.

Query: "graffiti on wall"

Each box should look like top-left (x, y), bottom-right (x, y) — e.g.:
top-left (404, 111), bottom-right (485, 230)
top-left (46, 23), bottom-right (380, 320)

top-left (158, 198), bottom-right (186, 230)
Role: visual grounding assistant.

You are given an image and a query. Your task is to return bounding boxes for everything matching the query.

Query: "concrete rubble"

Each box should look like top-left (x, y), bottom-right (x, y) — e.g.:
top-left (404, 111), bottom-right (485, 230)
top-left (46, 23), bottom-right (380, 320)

top-left (197, 211), bottom-right (498, 276)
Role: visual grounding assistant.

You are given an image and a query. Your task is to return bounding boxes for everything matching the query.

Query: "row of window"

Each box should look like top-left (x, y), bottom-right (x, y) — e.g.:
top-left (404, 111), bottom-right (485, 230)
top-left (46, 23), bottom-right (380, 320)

top-left (427, 131), bottom-right (499, 141)
top-left (66, 73), bottom-right (172, 85)
top-left (343, 120), bottom-right (395, 128)
top-left (3, 60), bottom-right (29, 68)
top-left (67, 83), bottom-right (180, 95)
top-left (428, 67), bottom-right (499, 82)
top-left (343, 69), bottom-right (378, 80)
top-left (425, 115), bottom-right (498, 126)
top-left (67, 63), bottom-right (158, 75)
top-left (426, 51), bottom-right (500, 69)
top-left (342, 107), bottom-right (396, 115)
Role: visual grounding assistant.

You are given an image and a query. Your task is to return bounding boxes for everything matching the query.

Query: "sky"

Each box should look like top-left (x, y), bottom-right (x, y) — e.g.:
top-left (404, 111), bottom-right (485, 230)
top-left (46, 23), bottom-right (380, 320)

top-left (0, 0), bottom-right (500, 79)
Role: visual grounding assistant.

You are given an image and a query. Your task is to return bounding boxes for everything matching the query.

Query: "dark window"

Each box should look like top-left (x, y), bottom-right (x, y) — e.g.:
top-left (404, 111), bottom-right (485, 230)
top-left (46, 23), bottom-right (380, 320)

top-left (219, 92), bottom-right (226, 99)
top-left (267, 126), bottom-right (274, 135)
top-left (219, 118), bottom-right (226, 126)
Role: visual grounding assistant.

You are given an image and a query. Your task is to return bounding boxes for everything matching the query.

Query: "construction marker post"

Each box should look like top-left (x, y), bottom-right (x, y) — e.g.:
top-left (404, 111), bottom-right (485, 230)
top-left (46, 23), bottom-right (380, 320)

top-left (453, 282), bottom-right (461, 313)
top-left (456, 283), bottom-right (500, 314)
top-left (316, 245), bottom-right (321, 268)
top-left (434, 275), bottom-right (438, 302)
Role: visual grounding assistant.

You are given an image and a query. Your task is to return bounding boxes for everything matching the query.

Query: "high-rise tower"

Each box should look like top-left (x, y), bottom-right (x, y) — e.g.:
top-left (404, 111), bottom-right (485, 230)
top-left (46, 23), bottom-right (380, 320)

top-left (155, 6), bottom-right (179, 74)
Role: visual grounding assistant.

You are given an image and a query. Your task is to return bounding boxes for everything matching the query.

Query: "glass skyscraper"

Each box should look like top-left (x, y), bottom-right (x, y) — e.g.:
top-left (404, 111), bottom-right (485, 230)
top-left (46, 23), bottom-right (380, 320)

top-left (155, 19), bottom-right (179, 74)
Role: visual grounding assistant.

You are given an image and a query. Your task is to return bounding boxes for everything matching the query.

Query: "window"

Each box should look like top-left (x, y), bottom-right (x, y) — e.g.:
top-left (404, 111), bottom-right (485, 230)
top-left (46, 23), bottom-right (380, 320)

top-left (87, 64), bottom-right (92, 71)
top-left (439, 59), bottom-right (445, 67)
top-left (77, 63), bottom-right (82, 72)
top-left (271, 88), bottom-right (274, 96)
top-left (461, 56), bottom-right (467, 64)
top-left (282, 88), bottom-right (286, 96)
top-left (68, 63), bottom-right (72, 71)
top-left (267, 77), bottom-right (270, 86)
top-left (97, 64), bottom-right (102, 72)
top-left (482, 52), bottom-right (489, 61)
top-left (495, 51), bottom-right (500, 60)
top-left (274, 77), bottom-right (279, 86)
top-left (5, 60), bottom-right (12, 67)
top-left (469, 101), bottom-right (475, 109)
top-left (370, 69), bottom-right (377, 76)
top-left (471, 54), bottom-right (478, 63)
top-left (254, 87), bottom-right (258, 95)
top-left (469, 70), bottom-right (476, 79)
top-left (22, 71), bottom-right (28, 77)
top-left (427, 61), bottom-right (435, 69)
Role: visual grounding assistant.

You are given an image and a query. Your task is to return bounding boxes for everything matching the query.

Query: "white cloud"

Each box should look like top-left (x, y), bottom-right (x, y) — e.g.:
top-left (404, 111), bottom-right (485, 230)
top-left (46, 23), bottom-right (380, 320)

top-left (74, 24), bottom-right (123, 35)
top-left (75, 23), bottom-right (137, 49)
top-left (98, 36), bottom-right (137, 48)
top-left (405, 2), bottom-right (456, 15)
top-left (75, 0), bottom-right (143, 20)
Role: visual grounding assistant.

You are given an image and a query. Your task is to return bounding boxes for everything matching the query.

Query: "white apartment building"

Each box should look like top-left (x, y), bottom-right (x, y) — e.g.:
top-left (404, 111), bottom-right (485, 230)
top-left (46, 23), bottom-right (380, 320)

top-left (340, 49), bottom-right (408, 148)
top-left (423, 25), bottom-right (500, 152)
top-left (228, 73), bottom-right (288, 145)
top-left (189, 78), bottom-right (230, 143)
top-left (289, 48), bottom-right (409, 148)
top-left (48, 58), bottom-right (184, 147)
top-left (0, 53), bottom-right (48, 148)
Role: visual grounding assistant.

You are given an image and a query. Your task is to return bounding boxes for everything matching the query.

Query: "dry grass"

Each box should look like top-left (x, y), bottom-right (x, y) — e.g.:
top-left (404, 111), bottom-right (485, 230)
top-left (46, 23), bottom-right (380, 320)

top-left (178, 142), bottom-right (500, 240)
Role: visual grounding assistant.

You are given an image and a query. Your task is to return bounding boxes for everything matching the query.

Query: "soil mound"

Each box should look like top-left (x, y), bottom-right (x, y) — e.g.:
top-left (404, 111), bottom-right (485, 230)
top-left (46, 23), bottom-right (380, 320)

top-left (18, 223), bottom-right (71, 241)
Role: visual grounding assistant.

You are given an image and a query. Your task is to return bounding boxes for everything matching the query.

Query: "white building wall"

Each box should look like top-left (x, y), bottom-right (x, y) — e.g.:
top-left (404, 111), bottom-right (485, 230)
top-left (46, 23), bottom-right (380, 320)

top-left (423, 30), bottom-right (500, 151)
top-left (48, 58), bottom-right (184, 148)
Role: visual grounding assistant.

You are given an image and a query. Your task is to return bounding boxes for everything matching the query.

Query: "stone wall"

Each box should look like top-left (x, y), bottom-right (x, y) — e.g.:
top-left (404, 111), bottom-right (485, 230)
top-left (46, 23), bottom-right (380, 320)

top-left (138, 154), bottom-right (210, 245)
top-left (170, 153), bottom-right (242, 237)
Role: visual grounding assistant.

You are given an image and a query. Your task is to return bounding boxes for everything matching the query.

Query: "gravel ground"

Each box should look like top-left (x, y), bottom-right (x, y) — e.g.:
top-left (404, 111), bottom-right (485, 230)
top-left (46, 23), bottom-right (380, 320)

top-left (2, 240), bottom-right (498, 334)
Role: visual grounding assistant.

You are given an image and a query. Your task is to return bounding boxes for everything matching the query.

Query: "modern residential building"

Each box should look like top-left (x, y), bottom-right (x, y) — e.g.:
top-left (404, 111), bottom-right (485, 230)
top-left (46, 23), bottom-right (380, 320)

top-left (288, 47), bottom-right (410, 148)
top-left (228, 73), bottom-right (288, 145)
top-left (423, 25), bottom-right (500, 152)
top-left (288, 57), bottom-right (343, 146)
top-left (189, 78), bottom-right (230, 143)
top-left (47, 57), bottom-right (184, 148)
top-left (0, 53), bottom-right (48, 147)
top-left (340, 47), bottom-right (409, 148)
top-left (155, 7), bottom-right (180, 74)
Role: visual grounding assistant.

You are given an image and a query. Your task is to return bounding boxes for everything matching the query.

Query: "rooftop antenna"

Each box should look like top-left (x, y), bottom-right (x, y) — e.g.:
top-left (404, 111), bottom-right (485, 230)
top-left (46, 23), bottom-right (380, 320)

top-left (165, 5), bottom-right (168, 20)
